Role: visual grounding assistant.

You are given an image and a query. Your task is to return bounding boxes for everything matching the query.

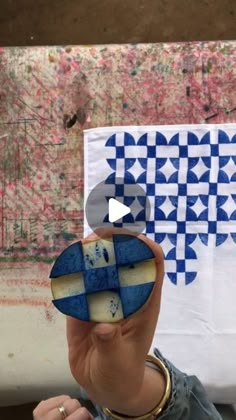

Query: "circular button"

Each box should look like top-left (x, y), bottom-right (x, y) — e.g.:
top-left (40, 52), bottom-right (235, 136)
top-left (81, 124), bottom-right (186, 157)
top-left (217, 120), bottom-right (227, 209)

top-left (85, 177), bottom-right (150, 237)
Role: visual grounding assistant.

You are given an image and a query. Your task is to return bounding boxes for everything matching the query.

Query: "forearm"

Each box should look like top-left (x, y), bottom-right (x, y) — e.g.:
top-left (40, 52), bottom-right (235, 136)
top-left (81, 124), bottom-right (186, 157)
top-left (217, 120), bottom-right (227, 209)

top-left (95, 349), bottom-right (222, 420)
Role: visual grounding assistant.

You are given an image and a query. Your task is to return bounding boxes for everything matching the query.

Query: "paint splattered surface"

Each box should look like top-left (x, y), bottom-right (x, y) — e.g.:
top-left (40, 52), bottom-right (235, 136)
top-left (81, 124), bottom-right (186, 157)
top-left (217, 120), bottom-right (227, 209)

top-left (0, 42), bottom-right (236, 312)
top-left (0, 43), bottom-right (236, 403)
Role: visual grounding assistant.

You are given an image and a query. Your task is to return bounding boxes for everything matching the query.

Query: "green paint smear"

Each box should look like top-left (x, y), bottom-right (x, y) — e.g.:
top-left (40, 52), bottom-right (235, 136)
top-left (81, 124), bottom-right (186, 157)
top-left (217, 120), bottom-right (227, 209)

top-left (220, 45), bottom-right (232, 55)
top-left (61, 231), bottom-right (77, 241)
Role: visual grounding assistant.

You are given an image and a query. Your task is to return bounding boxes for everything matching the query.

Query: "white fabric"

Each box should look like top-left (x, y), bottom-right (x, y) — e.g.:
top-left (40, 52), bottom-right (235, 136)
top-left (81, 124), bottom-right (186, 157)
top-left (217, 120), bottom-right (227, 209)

top-left (84, 124), bottom-right (236, 403)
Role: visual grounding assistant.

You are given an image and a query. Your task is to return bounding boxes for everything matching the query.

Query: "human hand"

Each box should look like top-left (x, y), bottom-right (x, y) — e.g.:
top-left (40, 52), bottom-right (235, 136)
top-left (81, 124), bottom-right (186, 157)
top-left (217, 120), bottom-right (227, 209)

top-left (33, 395), bottom-right (93, 420)
top-left (66, 228), bottom-right (164, 415)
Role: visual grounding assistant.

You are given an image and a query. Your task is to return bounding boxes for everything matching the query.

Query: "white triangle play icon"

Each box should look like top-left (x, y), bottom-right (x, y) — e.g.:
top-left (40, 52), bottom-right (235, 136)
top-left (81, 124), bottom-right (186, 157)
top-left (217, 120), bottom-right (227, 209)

top-left (108, 198), bottom-right (131, 223)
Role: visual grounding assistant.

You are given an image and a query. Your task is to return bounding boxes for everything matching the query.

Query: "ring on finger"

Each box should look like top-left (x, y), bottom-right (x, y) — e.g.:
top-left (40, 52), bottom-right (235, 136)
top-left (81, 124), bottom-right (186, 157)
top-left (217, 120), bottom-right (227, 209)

top-left (58, 405), bottom-right (68, 419)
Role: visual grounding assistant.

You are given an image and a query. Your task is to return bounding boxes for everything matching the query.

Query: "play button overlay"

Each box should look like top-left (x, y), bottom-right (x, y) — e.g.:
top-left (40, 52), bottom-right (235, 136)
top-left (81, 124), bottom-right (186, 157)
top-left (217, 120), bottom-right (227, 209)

top-left (108, 198), bottom-right (131, 223)
top-left (85, 177), bottom-right (151, 236)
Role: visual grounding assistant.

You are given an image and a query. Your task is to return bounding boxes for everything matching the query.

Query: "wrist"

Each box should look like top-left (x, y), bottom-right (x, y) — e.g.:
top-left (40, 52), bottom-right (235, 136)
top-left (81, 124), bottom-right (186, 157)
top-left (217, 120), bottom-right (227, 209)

top-left (106, 364), bottom-right (166, 417)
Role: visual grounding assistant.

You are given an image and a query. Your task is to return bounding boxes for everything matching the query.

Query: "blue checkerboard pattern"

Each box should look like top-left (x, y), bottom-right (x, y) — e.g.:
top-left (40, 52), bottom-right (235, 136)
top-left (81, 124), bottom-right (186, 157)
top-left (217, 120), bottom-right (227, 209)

top-left (50, 234), bottom-right (155, 321)
top-left (104, 129), bottom-right (236, 285)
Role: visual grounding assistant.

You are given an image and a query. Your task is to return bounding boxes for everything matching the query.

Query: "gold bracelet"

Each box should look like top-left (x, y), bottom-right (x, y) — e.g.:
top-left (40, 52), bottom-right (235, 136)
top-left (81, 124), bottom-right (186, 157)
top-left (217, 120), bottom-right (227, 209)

top-left (102, 354), bottom-right (171, 420)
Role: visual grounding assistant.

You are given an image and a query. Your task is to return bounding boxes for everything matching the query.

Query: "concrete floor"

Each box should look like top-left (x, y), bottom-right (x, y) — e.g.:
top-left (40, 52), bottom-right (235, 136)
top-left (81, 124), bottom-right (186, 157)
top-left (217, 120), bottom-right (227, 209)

top-left (0, 0), bottom-right (236, 418)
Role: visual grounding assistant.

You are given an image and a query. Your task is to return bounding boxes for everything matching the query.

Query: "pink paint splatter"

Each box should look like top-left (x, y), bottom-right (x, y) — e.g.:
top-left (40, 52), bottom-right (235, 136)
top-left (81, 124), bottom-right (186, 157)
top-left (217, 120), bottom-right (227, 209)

top-left (45, 309), bottom-right (55, 322)
top-left (0, 298), bottom-right (52, 308)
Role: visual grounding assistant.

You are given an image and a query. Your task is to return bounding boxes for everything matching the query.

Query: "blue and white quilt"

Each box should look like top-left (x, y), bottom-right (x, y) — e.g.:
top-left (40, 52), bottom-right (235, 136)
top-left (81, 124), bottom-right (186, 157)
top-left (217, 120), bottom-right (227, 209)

top-left (84, 125), bottom-right (236, 403)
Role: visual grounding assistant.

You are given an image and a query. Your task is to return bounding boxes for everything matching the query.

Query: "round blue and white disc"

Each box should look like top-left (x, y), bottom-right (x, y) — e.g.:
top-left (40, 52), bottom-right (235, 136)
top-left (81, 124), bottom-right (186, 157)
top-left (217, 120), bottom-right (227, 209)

top-left (50, 234), bottom-right (156, 322)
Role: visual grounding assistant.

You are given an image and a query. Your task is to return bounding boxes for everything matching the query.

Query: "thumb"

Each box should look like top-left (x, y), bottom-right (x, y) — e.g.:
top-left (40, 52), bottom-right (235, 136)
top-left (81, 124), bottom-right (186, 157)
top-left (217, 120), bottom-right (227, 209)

top-left (91, 323), bottom-right (122, 361)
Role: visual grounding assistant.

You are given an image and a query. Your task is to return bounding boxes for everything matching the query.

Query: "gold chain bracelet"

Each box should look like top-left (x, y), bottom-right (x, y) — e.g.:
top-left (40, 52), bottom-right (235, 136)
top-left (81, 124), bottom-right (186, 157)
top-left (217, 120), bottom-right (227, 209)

top-left (102, 354), bottom-right (171, 420)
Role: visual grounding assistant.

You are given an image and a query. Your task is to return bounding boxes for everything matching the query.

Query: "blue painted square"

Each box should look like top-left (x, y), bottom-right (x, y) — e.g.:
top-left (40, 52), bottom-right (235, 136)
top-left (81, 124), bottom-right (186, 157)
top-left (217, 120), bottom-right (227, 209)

top-left (147, 146), bottom-right (156, 158)
top-left (209, 183), bottom-right (218, 195)
top-left (179, 145), bottom-right (188, 157)
top-left (177, 222), bottom-right (186, 233)
top-left (115, 184), bottom-right (124, 196)
top-left (177, 260), bottom-right (185, 272)
top-left (116, 146), bottom-right (125, 158)
top-left (178, 184), bottom-right (187, 196)
top-left (147, 183), bottom-right (155, 195)
top-left (146, 221), bottom-right (155, 233)
top-left (208, 221), bottom-right (217, 234)
top-left (113, 234), bottom-right (154, 265)
top-left (114, 222), bottom-right (124, 227)
top-left (211, 144), bottom-right (219, 156)
top-left (84, 265), bottom-right (119, 294)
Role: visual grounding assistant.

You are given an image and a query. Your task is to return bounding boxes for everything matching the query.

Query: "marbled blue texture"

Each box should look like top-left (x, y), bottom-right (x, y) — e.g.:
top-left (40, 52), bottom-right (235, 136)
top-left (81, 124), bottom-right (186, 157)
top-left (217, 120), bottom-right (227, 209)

top-left (113, 234), bottom-right (154, 265)
top-left (50, 241), bottom-right (84, 278)
top-left (84, 265), bottom-right (119, 294)
top-left (53, 294), bottom-right (89, 321)
top-left (50, 234), bottom-right (156, 321)
top-left (120, 282), bottom-right (155, 318)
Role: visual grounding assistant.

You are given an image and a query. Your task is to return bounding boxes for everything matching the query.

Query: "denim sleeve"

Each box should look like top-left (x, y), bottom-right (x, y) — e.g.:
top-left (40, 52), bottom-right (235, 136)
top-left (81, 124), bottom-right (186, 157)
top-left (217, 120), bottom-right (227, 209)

top-left (78, 348), bottom-right (222, 420)
top-left (151, 348), bottom-right (222, 420)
